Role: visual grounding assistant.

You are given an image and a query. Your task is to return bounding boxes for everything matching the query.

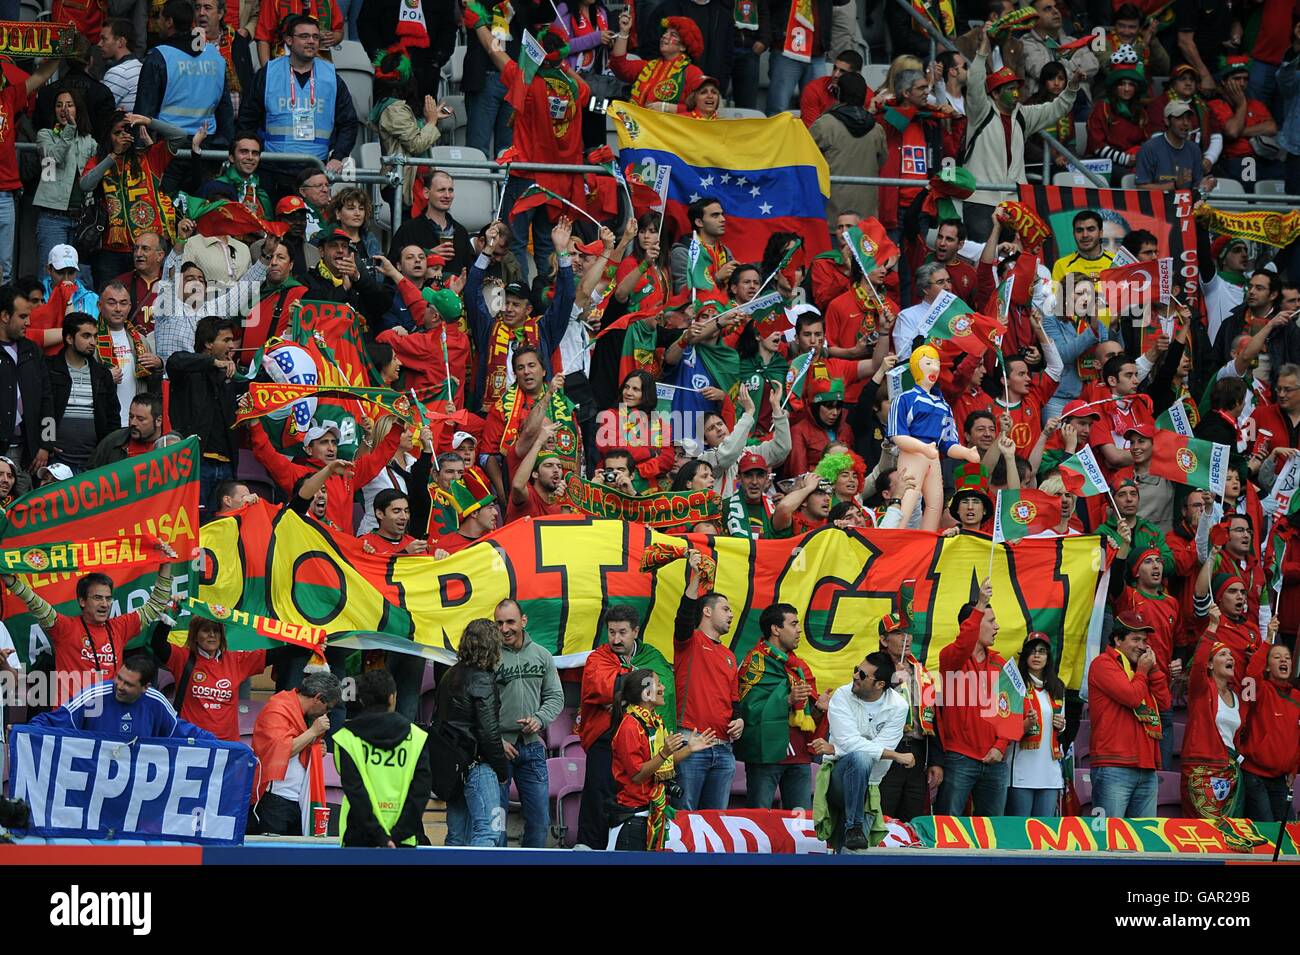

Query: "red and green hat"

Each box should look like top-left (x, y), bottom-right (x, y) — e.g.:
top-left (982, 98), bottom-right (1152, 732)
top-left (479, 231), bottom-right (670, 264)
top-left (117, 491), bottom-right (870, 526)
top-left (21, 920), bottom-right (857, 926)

top-left (948, 473), bottom-right (992, 520)
top-left (923, 165), bottom-right (976, 219)
top-left (1217, 54), bottom-right (1251, 81)
top-left (985, 67), bottom-right (1021, 93)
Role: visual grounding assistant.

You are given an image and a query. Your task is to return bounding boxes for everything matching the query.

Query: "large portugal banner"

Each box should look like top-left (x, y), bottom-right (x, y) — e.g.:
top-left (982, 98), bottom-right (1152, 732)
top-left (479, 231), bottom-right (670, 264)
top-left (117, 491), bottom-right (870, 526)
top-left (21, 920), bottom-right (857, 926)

top-left (0, 439), bottom-right (200, 665)
top-left (199, 504), bottom-right (1106, 688)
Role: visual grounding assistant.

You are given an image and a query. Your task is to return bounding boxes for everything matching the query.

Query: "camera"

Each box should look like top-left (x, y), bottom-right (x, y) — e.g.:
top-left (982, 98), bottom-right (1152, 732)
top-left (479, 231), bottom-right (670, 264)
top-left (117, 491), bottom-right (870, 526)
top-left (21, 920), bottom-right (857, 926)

top-left (602, 468), bottom-right (619, 484)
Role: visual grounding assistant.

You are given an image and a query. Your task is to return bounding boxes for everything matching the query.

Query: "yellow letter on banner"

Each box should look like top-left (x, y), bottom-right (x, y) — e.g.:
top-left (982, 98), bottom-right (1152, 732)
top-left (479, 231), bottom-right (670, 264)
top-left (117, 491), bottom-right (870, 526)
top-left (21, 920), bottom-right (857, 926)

top-left (536, 518), bottom-right (640, 654)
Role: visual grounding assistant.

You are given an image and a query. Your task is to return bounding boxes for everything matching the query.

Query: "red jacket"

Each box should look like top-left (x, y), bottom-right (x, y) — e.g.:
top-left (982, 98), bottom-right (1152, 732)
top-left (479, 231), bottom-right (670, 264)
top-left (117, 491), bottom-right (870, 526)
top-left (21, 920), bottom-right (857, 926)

top-left (1116, 585), bottom-right (1181, 677)
top-left (785, 413), bottom-right (852, 478)
top-left (376, 281), bottom-right (472, 411)
top-left (578, 643), bottom-right (632, 750)
top-left (250, 420), bottom-right (404, 534)
top-left (937, 608), bottom-right (1009, 761)
top-left (1266, 522), bottom-right (1300, 642)
top-left (1180, 637), bottom-right (1246, 766)
top-left (1086, 646), bottom-right (1171, 770)
top-left (1165, 523), bottom-right (1200, 647)
top-left (1238, 643), bottom-right (1300, 778)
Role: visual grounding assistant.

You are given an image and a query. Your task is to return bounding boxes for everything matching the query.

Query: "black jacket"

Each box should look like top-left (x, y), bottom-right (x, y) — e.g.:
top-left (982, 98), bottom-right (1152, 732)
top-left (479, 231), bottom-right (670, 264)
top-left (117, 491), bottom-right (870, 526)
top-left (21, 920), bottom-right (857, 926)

top-left (825, 103), bottom-right (874, 137)
top-left (0, 335), bottom-right (55, 461)
top-left (336, 709), bottom-right (434, 847)
top-left (434, 663), bottom-right (508, 782)
top-left (1212, 303), bottom-right (1300, 388)
top-left (359, 0), bottom-right (456, 99)
top-left (387, 213), bottom-right (474, 280)
top-left (135, 34), bottom-right (236, 148)
top-left (462, 2), bottom-right (551, 93)
top-left (164, 351), bottom-right (247, 461)
top-left (302, 266), bottom-right (395, 328)
top-left (657, 0), bottom-right (736, 92)
top-left (46, 349), bottom-right (121, 448)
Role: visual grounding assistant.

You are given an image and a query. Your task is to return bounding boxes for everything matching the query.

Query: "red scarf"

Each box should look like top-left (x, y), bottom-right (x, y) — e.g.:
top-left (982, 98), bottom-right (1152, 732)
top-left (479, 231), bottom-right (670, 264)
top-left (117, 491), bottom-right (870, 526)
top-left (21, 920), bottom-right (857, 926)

top-left (630, 56), bottom-right (690, 107)
top-left (782, 0), bottom-right (817, 63)
top-left (483, 314), bottom-right (541, 409)
top-left (1020, 679), bottom-right (1063, 757)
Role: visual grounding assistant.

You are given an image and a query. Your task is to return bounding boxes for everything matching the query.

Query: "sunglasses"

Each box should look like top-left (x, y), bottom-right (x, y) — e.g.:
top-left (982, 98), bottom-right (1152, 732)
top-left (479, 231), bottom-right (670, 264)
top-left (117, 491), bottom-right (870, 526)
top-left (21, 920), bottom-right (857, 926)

top-left (853, 668), bottom-right (871, 681)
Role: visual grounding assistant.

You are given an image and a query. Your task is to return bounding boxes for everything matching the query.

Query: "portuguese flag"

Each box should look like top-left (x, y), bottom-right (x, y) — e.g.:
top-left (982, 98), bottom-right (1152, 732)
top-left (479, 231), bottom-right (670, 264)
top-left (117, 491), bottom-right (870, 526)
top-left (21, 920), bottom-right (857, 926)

top-left (992, 489), bottom-right (1062, 543)
top-left (1148, 430), bottom-right (1230, 495)
top-left (686, 235), bottom-right (715, 292)
top-left (995, 657), bottom-right (1027, 741)
top-left (917, 291), bottom-right (975, 345)
top-left (1057, 445), bottom-right (1110, 498)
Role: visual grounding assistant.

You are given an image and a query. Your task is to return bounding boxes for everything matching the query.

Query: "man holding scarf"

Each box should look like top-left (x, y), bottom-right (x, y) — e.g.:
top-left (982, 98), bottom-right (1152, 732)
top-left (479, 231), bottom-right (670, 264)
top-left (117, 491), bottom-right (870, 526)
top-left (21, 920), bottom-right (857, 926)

top-left (1087, 610), bottom-right (1170, 818)
top-left (735, 603), bottom-right (826, 810)
top-left (1114, 547), bottom-right (1184, 767)
top-left (465, 220), bottom-right (576, 413)
top-left (877, 611), bottom-right (942, 822)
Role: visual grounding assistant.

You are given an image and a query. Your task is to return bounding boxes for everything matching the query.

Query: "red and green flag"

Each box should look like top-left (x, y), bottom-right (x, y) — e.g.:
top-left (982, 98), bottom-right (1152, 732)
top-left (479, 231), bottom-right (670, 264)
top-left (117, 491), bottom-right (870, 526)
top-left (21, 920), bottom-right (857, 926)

top-left (1057, 445), bottom-right (1110, 498)
top-left (993, 489), bottom-right (1063, 543)
top-left (686, 235), bottom-right (715, 292)
top-left (1148, 429), bottom-right (1230, 495)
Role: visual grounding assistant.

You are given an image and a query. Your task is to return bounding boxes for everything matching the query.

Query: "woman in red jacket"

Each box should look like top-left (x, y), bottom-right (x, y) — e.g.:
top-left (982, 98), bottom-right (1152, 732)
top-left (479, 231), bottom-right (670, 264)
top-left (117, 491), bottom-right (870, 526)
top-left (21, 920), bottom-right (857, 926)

top-left (609, 668), bottom-right (714, 850)
top-left (1237, 627), bottom-right (1299, 822)
top-left (1179, 612), bottom-right (1249, 820)
top-left (1085, 50), bottom-right (1149, 184)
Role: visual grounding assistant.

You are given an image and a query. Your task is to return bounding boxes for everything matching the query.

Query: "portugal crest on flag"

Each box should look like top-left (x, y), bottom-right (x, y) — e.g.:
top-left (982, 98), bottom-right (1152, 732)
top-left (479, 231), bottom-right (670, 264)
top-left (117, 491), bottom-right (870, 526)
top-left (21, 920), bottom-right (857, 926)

top-left (1011, 500), bottom-right (1037, 525)
top-left (1176, 447), bottom-right (1197, 474)
top-left (22, 549), bottom-right (48, 571)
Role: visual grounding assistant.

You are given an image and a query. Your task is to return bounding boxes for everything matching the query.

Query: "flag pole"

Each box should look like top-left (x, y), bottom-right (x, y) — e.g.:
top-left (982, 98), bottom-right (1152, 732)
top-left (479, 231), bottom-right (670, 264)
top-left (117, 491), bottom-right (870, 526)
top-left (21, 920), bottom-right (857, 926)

top-left (989, 490), bottom-right (1000, 579)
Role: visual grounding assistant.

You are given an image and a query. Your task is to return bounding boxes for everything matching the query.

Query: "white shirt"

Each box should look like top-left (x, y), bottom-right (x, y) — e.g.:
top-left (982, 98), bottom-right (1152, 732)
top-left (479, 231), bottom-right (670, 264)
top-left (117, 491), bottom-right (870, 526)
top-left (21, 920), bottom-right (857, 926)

top-left (110, 327), bottom-right (138, 426)
top-left (556, 303), bottom-right (591, 377)
top-left (1215, 691), bottom-right (1242, 753)
top-left (271, 748), bottom-right (307, 802)
top-left (357, 454), bottom-right (412, 535)
top-left (1204, 273), bottom-right (1245, 346)
top-left (827, 684), bottom-right (907, 785)
top-left (1008, 685), bottom-right (1065, 789)
top-left (102, 56), bottom-right (142, 112)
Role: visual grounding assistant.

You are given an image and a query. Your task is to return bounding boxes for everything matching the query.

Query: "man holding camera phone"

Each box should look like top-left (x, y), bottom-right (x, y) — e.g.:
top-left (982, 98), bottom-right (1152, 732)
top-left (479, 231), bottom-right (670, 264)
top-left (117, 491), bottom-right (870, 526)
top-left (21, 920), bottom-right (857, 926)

top-left (305, 229), bottom-right (400, 327)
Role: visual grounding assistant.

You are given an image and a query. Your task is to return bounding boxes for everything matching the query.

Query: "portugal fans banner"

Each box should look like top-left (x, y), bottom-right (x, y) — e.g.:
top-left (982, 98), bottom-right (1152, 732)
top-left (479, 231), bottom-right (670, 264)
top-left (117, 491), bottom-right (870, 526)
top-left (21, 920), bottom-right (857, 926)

top-left (912, 815), bottom-right (1299, 855)
top-left (0, 438), bottom-right (201, 666)
top-left (8, 725), bottom-right (256, 846)
top-left (198, 505), bottom-right (1105, 688)
top-left (657, 809), bottom-right (920, 852)
top-left (0, 20), bottom-right (79, 56)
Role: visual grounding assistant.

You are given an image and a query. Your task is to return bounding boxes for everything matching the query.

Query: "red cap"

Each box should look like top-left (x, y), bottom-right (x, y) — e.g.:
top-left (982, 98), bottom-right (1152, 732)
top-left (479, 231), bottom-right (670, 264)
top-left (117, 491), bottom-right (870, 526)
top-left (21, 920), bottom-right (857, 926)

top-left (1113, 610), bottom-right (1154, 633)
top-left (986, 67), bottom-right (1021, 93)
top-left (1124, 422), bottom-right (1155, 439)
top-left (275, 195), bottom-right (307, 215)
top-left (737, 451), bottom-right (768, 474)
top-left (575, 239), bottom-right (605, 256)
top-left (1062, 398), bottom-right (1100, 419)
top-left (426, 252), bottom-right (448, 267)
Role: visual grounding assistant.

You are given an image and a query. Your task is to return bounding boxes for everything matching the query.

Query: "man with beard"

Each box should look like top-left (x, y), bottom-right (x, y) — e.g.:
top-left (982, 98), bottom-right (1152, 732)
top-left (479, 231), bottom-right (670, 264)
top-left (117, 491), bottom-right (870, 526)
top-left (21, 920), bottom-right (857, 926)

top-left (575, 604), bottom-right (675, 849)
top-left (47, 313), bottom-right (120, 473)
top-left (97, 280), bottom-right (162, 422)
top-left (482, 347), bottom-right (552, 500)
top-left (360, 489), bottom-right (428, 556)
top-left (508, 423), bottom-right (569, 521)
top-left (88, 393), bottom-right (171, 467)
top-left (724, 452), bottom-right (778, 539)
top-left (772, 472), bottom-right (834, 535)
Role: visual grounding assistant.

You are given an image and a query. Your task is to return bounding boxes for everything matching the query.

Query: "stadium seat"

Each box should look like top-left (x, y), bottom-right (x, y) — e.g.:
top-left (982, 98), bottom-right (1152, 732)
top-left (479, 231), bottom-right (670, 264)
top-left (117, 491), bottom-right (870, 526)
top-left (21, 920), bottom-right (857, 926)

top-left (1207, 177), bottom-right (1251, 210)
top-left (359, 141), bottom-right (392, 238)
top-left (442, 44), bottom-right (467, 94)
top-left (18, 0), bottom-right (42, 22)
top-left (430, 145), bottom-right (496, 231)
top-left (560, 736), bottom-right (583, 758)
top-left (1156, 769), bottom-right (1180, 807)
top-left (1073, 718), bottom-right (1090, 759)
top-left (335, 42), bottom-right (375, 125)
top-left (1074, 768), bottom-right (1091, 806)
top-left (730, 761), bottom-right (747, 795)
top-left (1254, 179), bottom-right (1287, 197)
top-left (1120, 173), bottom-right (1138, 190)
top-left (544, 708), bottom-right (575, 752)
top-left (863, 63), bottom-right (888, 93)
top-left (606, 113), bottom-right (621, 154)
top-left (237, 699), bottom-right (266, 737)
top-left (1054, 170), bottom-right (1099, 188)
top-left (437, 95), bottom-right (468, 146)
top-left (548, 755), bottom-right (586, 847)
top-left (1170, 720), bottom-right (1185, 756)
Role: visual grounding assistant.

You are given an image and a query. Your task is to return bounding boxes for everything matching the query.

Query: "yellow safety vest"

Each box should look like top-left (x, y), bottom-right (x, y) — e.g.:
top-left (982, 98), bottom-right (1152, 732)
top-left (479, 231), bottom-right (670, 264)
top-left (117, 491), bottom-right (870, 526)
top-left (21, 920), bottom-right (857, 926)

top-left (333, 723), bottom-right (428, 846)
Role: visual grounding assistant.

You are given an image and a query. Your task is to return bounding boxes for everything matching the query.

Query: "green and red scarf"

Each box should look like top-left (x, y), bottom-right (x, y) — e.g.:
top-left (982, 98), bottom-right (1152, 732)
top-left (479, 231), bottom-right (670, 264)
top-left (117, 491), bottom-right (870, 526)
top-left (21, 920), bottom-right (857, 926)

top-left (483, 314), bottom-right (541, 409)
top-left (96, 316), bottom-right (152, 380)
top-left (1020, 678), bottom-right (1064, 757)
top-left (626, 703), bottom-right (675, 850)
top-left (631, 55), bottom-right (691, 106)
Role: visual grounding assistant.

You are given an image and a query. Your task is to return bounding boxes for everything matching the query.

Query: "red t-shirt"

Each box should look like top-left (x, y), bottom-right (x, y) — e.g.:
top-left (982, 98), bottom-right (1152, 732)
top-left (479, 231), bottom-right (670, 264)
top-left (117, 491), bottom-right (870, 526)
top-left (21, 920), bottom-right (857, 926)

top-left (0, 75), bottom-right (32, 191)
top-left (506, 482), bottom-right (566, 523)
top-left (1116, 586), bottom-right (1180, 676)
top-left (164, 645), bottom-right (268, 741)
top-left (1209, 98), bottom-right (1275, 158)
top-left (1251, 0), bottom-right (1299, 66)
top-left (995, 374), bottom-right (1059, 455)
top-left (611, 711), bottom-right (658, 808)
top-left (1088, 396), bottom-right (1153, 452)
top-left (673, 630), bottom-right (738, 737)
top-left (124, 439), bottom-right (154, 457)
top-left (49, 612), bottom-right (142, 705)
top-left (361, 532), bottom-right (415, 555)
top-left (433, 530), bottom-right (482, 554)
top-left (501, 59), bottom-right (589, 167)
top-left (799, 75), bottom-right (836, 128)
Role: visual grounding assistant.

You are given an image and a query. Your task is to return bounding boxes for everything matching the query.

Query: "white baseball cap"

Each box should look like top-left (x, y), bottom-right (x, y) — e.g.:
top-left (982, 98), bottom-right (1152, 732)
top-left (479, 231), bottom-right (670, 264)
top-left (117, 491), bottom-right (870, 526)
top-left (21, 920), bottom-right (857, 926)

top-left (451, 431), bottom-right (476, 449)
top-left (304, 421), bottom-right (342, 445)
top-left (48, 244), bottom-right (79, 271)
top-left (39, 463), bottom-right (74, 482)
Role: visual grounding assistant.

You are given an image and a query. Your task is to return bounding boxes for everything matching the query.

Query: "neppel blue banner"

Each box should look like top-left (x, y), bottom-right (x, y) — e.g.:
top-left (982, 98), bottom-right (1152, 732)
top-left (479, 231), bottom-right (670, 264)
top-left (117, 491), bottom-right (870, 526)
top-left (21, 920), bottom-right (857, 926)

top-left (7, 725), bottom-right (256, 846)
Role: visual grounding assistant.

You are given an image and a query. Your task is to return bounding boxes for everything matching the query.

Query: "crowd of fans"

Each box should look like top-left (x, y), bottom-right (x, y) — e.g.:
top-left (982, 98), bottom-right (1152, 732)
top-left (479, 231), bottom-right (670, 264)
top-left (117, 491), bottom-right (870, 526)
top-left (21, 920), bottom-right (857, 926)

top-left (0, 0), bottom-right (1299, 853)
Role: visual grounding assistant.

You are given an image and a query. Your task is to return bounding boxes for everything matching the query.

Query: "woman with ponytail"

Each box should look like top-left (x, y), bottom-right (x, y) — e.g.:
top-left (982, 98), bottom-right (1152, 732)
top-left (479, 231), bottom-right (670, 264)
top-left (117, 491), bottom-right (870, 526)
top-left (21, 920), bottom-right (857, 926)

top-left (609, 668), bottom-right (716, 850)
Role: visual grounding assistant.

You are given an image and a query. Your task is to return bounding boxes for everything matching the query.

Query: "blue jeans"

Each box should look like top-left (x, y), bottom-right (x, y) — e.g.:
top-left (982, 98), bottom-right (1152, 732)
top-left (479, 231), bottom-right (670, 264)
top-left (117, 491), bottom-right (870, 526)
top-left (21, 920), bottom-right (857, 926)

top-left (1248, 58), bottom-right (1280, 119)
top-left (1091, 764), bottom-right (1157, 818)
top-left (386, 652), bottom-right (426, 722)
top-left (1005, 786), bottom-right (1061, 816)
top-left (466, 70), bottom-right (513, 158)
top-left (674, 739), bottom-right (735, 810)
top-left (0, 191), bottom-right (15, 284)
top-left (499, 174), bottom-right (556, 284)
top-left (730, 47), bottom-right (761, 110)
top-left (35, 210), bottom-right (91, 287)
top-left (446, 761), bottom-right (504, 847)
top-left (745, 762), bottom-right (814, 810)
top-left (766, 54), bottom-right (829, 115)
top-left (199, 459), bottom-right (234, 519)
top-left (498, 739), bottom-right (550, 847)
top-left (935, 751), bottom-right (1010, 815)
top-left (827, 750), bottom-right (881, 828)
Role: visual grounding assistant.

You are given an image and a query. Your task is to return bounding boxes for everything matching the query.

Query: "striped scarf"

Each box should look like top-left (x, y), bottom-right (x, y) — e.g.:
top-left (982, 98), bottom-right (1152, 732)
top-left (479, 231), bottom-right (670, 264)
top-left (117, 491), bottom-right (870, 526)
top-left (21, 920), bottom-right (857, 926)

top-left (627, 703), bottom-right (675, 850)
top-left (1116, 648), bottom-right (1163, 740)
top-left (96, 317), bottom-right (151, 380)
top-left (217, 26), bottom-right (241, 94)
top-left (630, 56), bottom-right (690, 107)
top-left (1020, 678), bottom-right (1063, 757)
top-left (483, 313), bottom-right (540, 408)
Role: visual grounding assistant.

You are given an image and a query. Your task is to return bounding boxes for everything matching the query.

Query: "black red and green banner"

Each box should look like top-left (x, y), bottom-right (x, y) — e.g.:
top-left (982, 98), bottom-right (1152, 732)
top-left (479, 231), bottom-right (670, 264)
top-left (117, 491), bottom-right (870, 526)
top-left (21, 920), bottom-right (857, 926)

top-left (563, 478), bottom-right (722, 527)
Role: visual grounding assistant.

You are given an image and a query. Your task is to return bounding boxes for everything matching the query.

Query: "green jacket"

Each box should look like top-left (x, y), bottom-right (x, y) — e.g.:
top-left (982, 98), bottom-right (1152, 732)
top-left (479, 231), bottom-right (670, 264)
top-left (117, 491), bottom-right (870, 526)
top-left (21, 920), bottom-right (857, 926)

top-left (1099, 515), bottom-right (1176, 577)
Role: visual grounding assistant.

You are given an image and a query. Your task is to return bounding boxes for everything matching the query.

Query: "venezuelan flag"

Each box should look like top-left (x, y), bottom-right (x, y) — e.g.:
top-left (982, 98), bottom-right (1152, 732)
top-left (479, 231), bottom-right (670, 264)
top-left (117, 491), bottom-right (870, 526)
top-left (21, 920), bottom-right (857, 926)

top-left (611, 101), bottom-right (830, 264)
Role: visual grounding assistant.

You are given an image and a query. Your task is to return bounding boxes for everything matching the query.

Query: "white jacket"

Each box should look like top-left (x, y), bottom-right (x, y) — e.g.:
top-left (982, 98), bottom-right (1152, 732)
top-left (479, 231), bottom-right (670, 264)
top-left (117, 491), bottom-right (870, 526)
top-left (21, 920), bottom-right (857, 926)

top-left (827, 684), bottom-right (908, 785)
top-left (963, 51), bottom-right (1078, 209)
